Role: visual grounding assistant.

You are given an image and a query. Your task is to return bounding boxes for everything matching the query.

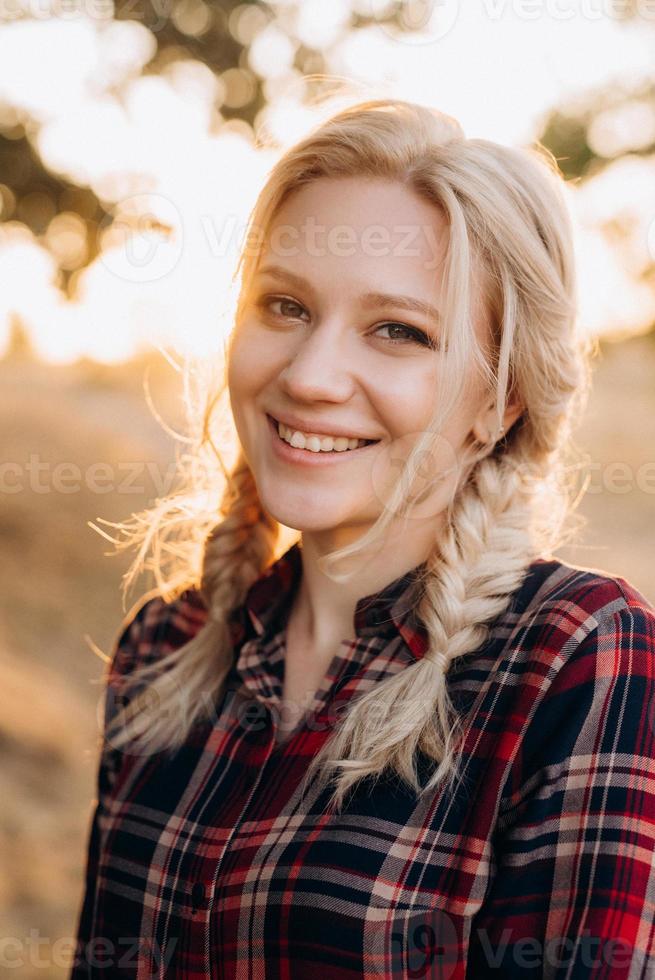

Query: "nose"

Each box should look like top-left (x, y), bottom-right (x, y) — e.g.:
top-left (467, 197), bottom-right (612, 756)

top-left (278, 319), bottom-right (355, 403)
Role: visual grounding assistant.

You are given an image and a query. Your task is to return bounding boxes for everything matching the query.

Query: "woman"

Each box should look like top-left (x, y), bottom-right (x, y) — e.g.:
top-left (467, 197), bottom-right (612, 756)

top-left (71, 99), bottom-right (655, 978)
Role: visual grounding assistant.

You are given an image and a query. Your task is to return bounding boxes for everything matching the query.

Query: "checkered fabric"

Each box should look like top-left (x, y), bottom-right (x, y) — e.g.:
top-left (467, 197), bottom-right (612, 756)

top-left (70, 541), bottom-right (655, 978)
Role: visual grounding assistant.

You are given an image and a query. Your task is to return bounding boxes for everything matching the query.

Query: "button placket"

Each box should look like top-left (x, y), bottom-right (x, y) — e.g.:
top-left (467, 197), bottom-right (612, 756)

top-left (204, 736), bottom-right (277, 978)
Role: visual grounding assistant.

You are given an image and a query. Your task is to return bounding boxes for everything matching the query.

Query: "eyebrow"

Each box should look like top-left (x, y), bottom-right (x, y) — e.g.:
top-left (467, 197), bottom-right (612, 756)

top-left (255, 263), bottom-right (442, 323)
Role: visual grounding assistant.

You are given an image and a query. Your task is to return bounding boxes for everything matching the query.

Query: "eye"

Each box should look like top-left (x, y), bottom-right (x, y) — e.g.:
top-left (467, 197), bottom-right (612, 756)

top-left (257, 295), bottom-right (438, 350)
top-left (259, 296), bottom-right (307, 320)
top-left (375, 322), bottom-right (438, 349)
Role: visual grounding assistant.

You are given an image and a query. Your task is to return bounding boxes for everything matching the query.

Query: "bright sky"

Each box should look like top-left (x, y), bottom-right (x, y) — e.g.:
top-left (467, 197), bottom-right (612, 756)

top-left (0, 4), bottom-right (654, 362)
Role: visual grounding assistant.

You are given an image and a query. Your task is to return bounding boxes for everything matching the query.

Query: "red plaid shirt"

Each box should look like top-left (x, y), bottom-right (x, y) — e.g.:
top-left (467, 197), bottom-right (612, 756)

top-left (71, 541), bottom-right (655, 978)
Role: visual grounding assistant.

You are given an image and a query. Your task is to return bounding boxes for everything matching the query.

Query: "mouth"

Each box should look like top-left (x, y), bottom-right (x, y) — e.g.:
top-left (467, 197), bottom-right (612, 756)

top-left (266, 413), bottom-right (381, 461)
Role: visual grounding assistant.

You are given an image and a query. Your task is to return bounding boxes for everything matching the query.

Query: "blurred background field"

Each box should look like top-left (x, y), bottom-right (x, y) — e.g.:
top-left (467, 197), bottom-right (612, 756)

top-left (1, 1), bottom-right (655, 975)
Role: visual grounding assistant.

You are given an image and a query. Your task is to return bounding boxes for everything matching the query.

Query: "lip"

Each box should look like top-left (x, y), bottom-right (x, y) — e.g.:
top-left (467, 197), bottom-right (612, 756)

top-left (267, 409), bottom-right (379, 442)
top-left (266, 413), bottom-right (380, 466)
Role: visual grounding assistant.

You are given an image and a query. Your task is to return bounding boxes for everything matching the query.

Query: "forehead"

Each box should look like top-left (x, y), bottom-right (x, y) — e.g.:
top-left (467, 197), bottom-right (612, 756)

top-left (261, 176), bottom-right (494, 346)
top-left (267, 176), bottom-right (448, 273)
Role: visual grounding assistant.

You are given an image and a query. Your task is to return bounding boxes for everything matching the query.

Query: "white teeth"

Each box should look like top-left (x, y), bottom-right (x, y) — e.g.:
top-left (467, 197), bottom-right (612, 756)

top-left (277, 421), bottom-right (368, 453)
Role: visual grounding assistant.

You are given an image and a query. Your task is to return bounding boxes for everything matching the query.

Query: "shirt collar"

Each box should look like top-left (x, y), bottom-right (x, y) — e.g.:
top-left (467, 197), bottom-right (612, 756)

top-left (228, 540), bottom-right (430, 661)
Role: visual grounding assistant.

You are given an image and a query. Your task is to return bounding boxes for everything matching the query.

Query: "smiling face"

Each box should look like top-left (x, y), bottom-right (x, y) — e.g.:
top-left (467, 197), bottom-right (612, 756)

top-left (227, 176), bottom-right (500, 554)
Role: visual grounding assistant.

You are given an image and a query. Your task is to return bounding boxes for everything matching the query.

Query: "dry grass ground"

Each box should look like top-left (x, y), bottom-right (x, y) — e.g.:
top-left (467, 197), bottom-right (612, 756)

top-left (1, 332), bottom-right (653, 976)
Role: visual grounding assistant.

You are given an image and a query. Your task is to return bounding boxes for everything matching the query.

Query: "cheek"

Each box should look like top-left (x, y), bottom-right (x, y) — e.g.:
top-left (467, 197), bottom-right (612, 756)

top-left (227, 325), bottom-right (252, 388)
top-left (382, 362), bottom-right (483, 448)
top-left (375, 365), bottom-right (440, 439)
top-left (226, 330), bottom-right (257, 449)
top-left (227, 325), bottom-right (265, 413)
top-left (371, 373), bottom-right (474, 524)
top-left (227, 320), bottom-right (287, 395)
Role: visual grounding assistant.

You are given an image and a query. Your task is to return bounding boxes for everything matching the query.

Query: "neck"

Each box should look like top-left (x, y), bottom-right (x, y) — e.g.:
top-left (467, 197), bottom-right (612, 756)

top-left (287, 518), bottom-right (440, 653)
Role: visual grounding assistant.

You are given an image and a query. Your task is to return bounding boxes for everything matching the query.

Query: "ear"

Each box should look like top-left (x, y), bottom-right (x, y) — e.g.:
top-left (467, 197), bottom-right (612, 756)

top-left (471, 390), bottom-right (525, 445)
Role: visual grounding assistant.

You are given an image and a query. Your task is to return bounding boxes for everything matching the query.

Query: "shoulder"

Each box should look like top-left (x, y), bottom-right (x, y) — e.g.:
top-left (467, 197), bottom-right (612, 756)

top-left (507, 555), bottom-right (655, 665)
top-left (486, 556), bottom-right (655, 741)
top-left (505, 557), bottom-right (655, 747)
top-left (100, 587), bottom-right (210, 743)
top-left (515, 554), bottom-right (652, 616)
top-left (496, 560), bottom-right (655, 800)
top-left (108, 586), bottom-right (209, 682)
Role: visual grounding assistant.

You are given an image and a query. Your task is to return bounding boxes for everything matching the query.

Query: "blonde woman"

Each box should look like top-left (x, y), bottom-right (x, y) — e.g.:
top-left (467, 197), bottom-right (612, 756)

top-left (71, 100), bottom-right (655, 979)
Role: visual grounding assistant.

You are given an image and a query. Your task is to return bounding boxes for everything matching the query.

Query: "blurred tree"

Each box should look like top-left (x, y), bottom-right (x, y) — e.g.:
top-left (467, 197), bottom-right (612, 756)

top-left (0, 127), bottom-right (104, 292)
top-left (2, 0), bottom-right (653, 302)
top-left (539, 79), bottom-right (655, 182)
top-left (0, 0), bottom-right (411, 293)
top-left (535, 3), bottom-right (655, 340)
top-left (537, 0), bottom-right (655, 180)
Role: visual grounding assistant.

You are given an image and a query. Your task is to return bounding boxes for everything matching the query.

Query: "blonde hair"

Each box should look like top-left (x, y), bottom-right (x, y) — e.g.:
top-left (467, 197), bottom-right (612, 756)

top-left (101, 98), bottom-right (593, 814)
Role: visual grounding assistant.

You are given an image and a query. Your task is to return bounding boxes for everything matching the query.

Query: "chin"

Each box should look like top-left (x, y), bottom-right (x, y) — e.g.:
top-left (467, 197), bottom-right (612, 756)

top-left (258, 494), bottom-right (344, 533)
top-left (256, 473), bottom-right (373, 527)
top-left (265, 508), bottom-right (343, 534)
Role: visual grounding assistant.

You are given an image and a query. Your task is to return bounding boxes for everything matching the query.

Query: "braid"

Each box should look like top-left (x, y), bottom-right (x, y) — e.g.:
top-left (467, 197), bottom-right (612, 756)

top-left (201, 454), bottom-right (279, 626)
top-left (101, 98), bottom-right (586, 808)
top-left (104, 455), bottom-right (278, 756)
top-left (302, 451), bottom-right (536, 814)
top-left (413, 454), bottom-right (535, 777)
